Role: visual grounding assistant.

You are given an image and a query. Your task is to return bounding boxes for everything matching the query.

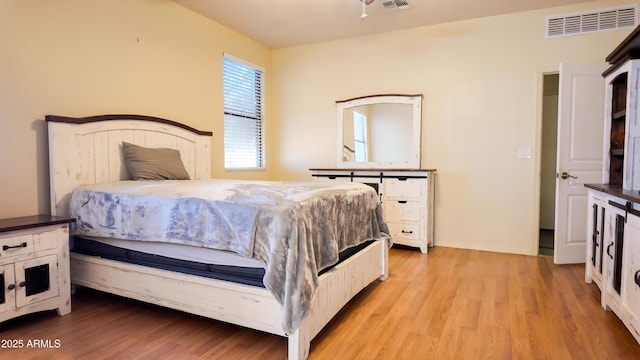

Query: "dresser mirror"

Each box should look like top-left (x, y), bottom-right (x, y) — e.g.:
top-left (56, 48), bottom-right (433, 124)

top-left (336, 94), bottom-right (422, 169)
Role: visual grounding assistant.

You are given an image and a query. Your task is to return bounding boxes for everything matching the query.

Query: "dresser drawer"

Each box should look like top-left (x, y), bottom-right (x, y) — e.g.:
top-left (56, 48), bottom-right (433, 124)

top-left (384, 178), bottom-right (423, 198)
top-left (383, 200), bottom-right (422, 222)
top-left (387, 222), bottom-right (421, 242)
top-left (0, 234), bottom-right (34, 258)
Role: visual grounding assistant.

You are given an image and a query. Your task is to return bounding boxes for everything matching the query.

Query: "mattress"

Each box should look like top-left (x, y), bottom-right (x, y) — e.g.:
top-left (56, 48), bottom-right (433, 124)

top-left (76, 236), bottom-right (265, 267)
top-left (72, 236), bottom-right (374, 288)
top-left (72, 236), bottom-right (267, 287)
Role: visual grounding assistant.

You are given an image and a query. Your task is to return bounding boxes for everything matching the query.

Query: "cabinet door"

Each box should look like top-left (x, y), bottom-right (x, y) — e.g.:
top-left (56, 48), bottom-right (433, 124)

top-left (0, 264), bottom-right (16, 313)
top-left (598, 203), bottom-right (607, 275)
top-left (623, 213), bottom-right (640, 324)
top-left (604, 206), bottom-right (624, 299)
top-left (604, 204), bottom-right (629, 305)
top-left (14, 254), bottom-right (58, 307)
top-left (613, 210), bottom-right (626, 295)
top-left (587, 198), bottom-right (600, 270)
top-left (587, 196), bottom-right (607, 284)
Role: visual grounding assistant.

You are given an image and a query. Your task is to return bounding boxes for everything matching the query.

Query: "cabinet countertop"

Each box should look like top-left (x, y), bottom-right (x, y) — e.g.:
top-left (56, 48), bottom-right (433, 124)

top-left (0, 215), bottom-right (75, 234)
top-left (585, 184), bottom-right (640, 204)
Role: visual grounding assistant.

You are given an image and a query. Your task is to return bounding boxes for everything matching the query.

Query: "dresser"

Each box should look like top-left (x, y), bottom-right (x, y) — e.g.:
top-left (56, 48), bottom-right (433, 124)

top-left (310, 168), bottom-right (435, 253)
top-left (584, 25), bottom-right (640, 345)
top-left (0, 215), bottom-right (75, 323)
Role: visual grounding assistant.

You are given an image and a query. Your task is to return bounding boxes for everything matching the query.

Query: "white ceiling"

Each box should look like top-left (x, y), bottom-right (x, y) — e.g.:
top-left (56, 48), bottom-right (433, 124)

top-left (173, 0), bottom-right (599, 48)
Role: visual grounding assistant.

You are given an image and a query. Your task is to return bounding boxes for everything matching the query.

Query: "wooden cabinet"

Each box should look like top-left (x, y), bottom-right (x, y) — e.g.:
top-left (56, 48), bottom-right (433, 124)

top-left (585, 25), bottom-right (640, 346)
top-left (310, 168), bottom-right (435, 253)
top-left (0, 215), bottom-right (74, 323)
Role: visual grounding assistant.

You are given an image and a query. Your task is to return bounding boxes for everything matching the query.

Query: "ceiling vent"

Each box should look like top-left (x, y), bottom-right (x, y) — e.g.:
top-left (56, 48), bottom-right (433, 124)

top-left (546, 5), bottom-right (637, 38)
top-left (381, 0), bottom-right (409, 11)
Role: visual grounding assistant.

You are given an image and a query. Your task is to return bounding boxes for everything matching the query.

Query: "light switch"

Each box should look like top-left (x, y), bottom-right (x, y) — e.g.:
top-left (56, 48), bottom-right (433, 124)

top-left (518, 147), bottom-right (532, 159)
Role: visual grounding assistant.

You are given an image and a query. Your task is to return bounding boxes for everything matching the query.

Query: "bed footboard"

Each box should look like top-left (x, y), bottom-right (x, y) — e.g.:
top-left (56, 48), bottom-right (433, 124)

top-left (288, 237), bottom-right (388, 359)
top-left (70, 238), bottom-right (388, 359)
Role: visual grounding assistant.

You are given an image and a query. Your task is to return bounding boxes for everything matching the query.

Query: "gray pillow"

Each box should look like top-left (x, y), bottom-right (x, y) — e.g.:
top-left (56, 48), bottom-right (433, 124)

top-left (122, 142), bottom-right (190, 180)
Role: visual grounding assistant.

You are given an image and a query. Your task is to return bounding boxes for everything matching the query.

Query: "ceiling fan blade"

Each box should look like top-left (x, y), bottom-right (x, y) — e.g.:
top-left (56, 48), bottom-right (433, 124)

top-left (361, 0), bottom-right (375, 5)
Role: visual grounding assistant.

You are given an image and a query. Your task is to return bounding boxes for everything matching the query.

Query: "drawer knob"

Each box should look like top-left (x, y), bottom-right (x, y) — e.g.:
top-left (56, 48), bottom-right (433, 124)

top-left (18, 281), bottom-right (26, 288)
top-left (7, 284), bottom-right (15, 291)
top-left (635, 270), bottom-right (640, 287)
top-left (2, 242), bottom-right (27, 251)
top-left (401, 230), bottom-right (413, 234)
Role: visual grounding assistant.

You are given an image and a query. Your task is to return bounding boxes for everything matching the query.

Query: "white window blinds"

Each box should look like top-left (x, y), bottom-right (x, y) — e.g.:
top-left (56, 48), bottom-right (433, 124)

top-left (223, 56), bottom-right (264, 169)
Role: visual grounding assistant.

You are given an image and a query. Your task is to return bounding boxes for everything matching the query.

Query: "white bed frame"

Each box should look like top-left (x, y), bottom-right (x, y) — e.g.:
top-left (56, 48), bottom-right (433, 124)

top-left (46, 114), bottom-right (388, 359)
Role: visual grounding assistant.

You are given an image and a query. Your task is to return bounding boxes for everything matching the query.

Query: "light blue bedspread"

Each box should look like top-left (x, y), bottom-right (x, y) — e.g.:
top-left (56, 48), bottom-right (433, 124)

top-left (69, 179), bottom-right (390, 334)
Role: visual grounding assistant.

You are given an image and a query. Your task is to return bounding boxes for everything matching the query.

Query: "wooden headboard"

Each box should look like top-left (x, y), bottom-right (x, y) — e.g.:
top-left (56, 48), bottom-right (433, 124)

top-left (47, 114), bottom-right (212, 217)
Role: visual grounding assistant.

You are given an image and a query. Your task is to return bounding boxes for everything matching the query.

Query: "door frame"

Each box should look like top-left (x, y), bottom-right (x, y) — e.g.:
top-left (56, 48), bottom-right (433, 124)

top-left (534, 65), bottom-right (606, 261)
top-left (533, 68), bottom-right (561, 256)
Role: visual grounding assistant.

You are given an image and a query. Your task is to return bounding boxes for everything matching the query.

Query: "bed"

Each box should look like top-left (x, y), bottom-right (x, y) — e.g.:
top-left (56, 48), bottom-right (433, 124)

top-left (46, 114), bottom-right (389, 359)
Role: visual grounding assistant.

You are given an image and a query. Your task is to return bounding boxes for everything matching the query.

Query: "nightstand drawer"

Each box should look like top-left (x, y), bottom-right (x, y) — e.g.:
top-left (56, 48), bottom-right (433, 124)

top-left (0, 234), bottom-right (34, 258)
top-left (34, 229), bottom-right (63, 251)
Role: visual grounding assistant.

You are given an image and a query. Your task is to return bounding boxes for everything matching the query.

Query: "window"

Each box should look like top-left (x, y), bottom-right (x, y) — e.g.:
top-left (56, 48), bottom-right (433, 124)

top-left (223, 55), bottom-right (264, 169)
top-left (353, 111), bottom-right (368, 162)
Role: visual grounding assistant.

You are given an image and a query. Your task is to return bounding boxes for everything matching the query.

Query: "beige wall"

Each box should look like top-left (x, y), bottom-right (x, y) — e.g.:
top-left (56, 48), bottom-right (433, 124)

top-left (1, 0), bottom-right (636, 256)
top-left (271, 0), bottom-right (635, 255)
top-left (0, 0), bottom-right (272, 218)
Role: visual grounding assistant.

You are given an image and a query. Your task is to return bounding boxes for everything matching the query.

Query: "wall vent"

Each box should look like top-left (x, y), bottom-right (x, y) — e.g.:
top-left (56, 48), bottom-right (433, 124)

top-left (546, 5), bottom-right (637, 38)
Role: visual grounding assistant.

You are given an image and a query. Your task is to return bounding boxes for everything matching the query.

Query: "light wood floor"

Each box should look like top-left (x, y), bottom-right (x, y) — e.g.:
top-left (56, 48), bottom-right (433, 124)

top-left (1, 246), bottom-right (639, 359)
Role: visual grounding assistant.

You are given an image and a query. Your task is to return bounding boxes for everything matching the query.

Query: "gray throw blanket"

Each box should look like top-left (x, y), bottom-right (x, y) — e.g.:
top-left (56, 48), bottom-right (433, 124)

top-left (69, 179), bottom-right (390, 334)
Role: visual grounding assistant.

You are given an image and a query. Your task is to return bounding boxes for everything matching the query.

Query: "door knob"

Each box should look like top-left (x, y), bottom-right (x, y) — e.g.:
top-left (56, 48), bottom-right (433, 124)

top-left (560, 172), bottom-right (577, 180)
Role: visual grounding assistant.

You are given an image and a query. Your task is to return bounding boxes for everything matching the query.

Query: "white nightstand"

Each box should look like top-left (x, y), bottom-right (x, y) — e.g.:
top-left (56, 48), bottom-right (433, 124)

top-left (0, 215), bottom-right (74, 323)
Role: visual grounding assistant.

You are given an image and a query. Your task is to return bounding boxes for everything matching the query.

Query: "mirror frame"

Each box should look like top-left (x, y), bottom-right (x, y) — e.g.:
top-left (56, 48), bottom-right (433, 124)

top-left (336, 94), bottom-right (423, 169)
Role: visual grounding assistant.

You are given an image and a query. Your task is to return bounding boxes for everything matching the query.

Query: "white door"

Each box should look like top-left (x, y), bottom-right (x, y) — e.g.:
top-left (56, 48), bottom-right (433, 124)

top-left (554, 63), bottom-right (607, 264)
